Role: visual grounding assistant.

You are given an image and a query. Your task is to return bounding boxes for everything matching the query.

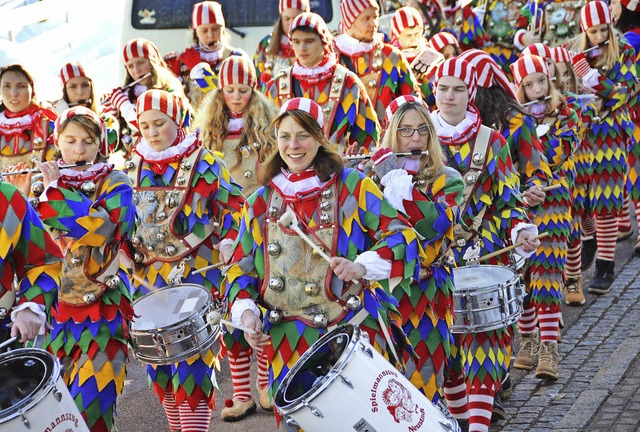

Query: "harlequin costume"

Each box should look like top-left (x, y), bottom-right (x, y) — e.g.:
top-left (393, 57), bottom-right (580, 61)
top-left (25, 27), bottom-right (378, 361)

top-left (264, 12), bottom-right (380, 152)
top-left (34, 108), bottom-right (136, 432)
top-left (126, 90), bottom-right (244, 432)
top-left (335, 0), bottom-right (420, 126)
top-left (374, 96), bottom-right (464, 404)
top-left (432, 58), bottom-right (536, 432)
top-left (224, 98), bottom-right (421, 427)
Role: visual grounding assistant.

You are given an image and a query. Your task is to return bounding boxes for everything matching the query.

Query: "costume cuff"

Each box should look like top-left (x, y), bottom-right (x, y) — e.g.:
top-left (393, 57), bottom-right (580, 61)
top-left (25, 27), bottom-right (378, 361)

top-left (11, 302), bottom-right (47, 335)
top-left (355, 251), bottom-right (392, 280)
top-left (580, 69), bottom-right (601, 91)
top-left (511, 222), bottom-right (539, 258)
top-left (230, 298), bottom-right (260, 327)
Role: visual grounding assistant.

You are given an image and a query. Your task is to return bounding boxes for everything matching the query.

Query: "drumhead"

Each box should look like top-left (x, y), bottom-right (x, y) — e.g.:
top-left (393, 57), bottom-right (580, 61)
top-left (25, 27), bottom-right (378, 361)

top-left (131, 284), bottom-right (210, 330)
top-left (0, 348), bottom-right (57, 422)
top-left (275, 324), bottom-right (358, 413)
top-left (453, 265), bottom-right (515, 290)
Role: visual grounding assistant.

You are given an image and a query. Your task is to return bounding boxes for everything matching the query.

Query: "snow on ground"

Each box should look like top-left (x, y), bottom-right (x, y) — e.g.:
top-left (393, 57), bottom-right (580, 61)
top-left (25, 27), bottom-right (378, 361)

top-left (0, 0), bottom-right (125, 104)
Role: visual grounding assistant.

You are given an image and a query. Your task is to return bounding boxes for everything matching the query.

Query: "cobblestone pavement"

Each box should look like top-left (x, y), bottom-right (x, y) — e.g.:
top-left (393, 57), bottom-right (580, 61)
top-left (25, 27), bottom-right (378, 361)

top-left (493, 255), bottom-right (640, 432)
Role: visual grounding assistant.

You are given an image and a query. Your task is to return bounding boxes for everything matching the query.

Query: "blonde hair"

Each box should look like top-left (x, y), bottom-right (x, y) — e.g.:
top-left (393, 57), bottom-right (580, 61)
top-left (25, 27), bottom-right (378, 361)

top-left (195, 88), bottom-right (278, 167)
top-left (381, 103), bottom-right (445, 186)
top-left (568, 25), bottom-right (620, 72)
top-left (516, 74), bottom-right (566, 117)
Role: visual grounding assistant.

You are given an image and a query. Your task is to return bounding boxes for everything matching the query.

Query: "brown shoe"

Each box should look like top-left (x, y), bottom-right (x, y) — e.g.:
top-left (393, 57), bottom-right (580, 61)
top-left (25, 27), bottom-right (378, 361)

top-left (221, 398), bottom-right (257, 422)
top-left (256, 380), bottom-right (273, 410)
top-left (514, 331), bottom-right (539, 370)
top-left (535, 341), bottom-right (559, 380)
top-left (565, 276), bottom-right (586, 305)
top-left (617, 228), bottom-right (633, 241)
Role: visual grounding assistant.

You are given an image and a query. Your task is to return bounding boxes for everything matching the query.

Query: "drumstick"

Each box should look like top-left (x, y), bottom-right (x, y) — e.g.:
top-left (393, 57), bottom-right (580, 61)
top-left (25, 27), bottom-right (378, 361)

top-left (100, 73), bottom-right (152, 104)
top-left (192, 262), bottom-right (223, 275)
top-left (207, 310), bottom-right (258, 335)
top-left (131, 274), bottom-right (162, 293)
top-left (0, 336), bottom-right (18, 350)
top-left (477, 232), bottom-right (549, 262)
top-left (542, 183), bottom-right (562, 192)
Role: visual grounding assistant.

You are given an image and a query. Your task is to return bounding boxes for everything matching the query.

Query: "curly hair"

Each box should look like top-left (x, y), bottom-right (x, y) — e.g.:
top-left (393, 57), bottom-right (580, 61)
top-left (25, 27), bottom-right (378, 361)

top-left (194, 88), bottom-right (278, 167)
top-left (476, 86), bottom-right (527, 130)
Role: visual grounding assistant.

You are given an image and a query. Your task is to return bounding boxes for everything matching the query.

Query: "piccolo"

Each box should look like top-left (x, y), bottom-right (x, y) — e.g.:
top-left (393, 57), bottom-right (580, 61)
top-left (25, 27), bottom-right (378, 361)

top-left (2, 161), bottom-right (94, 176)
top-left (68, 99), bottom-right (92, 107)
top-left (343, 149), bottom-right (429, 161)
top-left (100, 73), bottom-right (152, 104)
top-left (583, 40), bottom-right (609, 54)
top-left (521, 95), bottom-right (551, 107)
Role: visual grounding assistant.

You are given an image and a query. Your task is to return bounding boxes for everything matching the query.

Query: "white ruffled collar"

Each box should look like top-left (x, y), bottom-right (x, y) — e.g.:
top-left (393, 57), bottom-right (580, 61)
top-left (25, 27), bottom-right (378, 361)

top-left (270, 168), bottom-right (333, 200)
top-left (134, 83), bottom-right (148, 98)
top-left (228, 116), bottom-right (244, 133)
top-left (334, 33), bottom-right (384, 56)
top-left (199, 44), bottom-right (225, 62)
top-left (291, 54), bottom-right (337, 78)
top-left (0, 110), bottom-right (33, 129)
top-left (136, 133), bottom-right (198, 162)
top-left (432, 109), bottom-right (479, 141)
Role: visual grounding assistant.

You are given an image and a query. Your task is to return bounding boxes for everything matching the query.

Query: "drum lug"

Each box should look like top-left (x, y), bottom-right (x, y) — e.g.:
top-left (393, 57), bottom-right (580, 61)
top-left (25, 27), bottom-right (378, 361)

top-left (302, 398), bottom-right (323, 418)
top-left (284, 416), bottom-right (299, 428)
top-left (339, 374), bottom-right (354, 389)
top-left (21, 415), bottom-right (30, 429)
top-left (360, 344), bottom-right (374, 359)
top-left (53, 386), bottom-right (63, 402)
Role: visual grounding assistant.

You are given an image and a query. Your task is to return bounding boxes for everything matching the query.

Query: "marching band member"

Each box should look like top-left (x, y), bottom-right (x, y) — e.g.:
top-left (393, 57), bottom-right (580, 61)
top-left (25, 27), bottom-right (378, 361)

top-left (103, 38), bottom-right (184, 156)
top-left (567, 0), bottom-right (637, 293)
top-left (431, 57), bottom-right (539, 432)
top-left (610, 0), bottom-right (640, 254)
top-left (511, 55), bottom-right (579, 381)
top-left (427, 31), bottom-right (461, 60)
top-left (166, 1), bottom-right (247, 109)
top-left (390, 7), bottom-right (429, 64)
top-left (127, 90), bottom-right (244, 432)
top-left (224, 97), bottom-right (420, 427)
top-left (255, 0), bottom-right (310, 88)
top-left (335, 0), bottom-right (420, 126)
top-left (404, 0), bottom-right (450, 39)
top-left (0, 64), bottom-right (57, 174)
top-left (196, 55), bottom-right (278, 198)
top-left (264, 12), bottom-right (380, 153)
top-left (371, 95), bottom-right (463, 404)
top-left (195, 55), bottom-right (277, 420)
top-left (30, 107), bottom-right (135, 432)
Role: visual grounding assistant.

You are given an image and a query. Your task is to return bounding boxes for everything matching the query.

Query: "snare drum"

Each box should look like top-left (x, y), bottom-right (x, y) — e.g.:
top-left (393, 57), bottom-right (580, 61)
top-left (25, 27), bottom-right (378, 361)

top-left (130, 283), bottom-right (220, 365)
top-left (275, 324), bottom-right (460, 432)
top-left (452, 265), bottom-right (524, 333)
top-left (0, 348), bottom-right (89, 431)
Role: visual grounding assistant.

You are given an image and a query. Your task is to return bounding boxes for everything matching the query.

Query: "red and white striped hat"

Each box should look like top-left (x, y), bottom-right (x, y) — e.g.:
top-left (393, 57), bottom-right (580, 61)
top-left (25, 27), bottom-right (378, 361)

top-left (511, 55), bottom-right (549, 86)
top-left (434, 57), bottom-right (479, 103)
top-left (218, 55), bottom-right (258, 89)
top-left (384, 95), bottom-right (429, 125)
top-left (136, 90), bottom-right (189, 127)
top-left (580, 0), bottom-right (611, 31)
top-left (289, 12), bottom-right (333, 53)
top-left (391, 7), bottom-right (424, 41)
top-left (550, 46), bottom-right (572, 64)
top-left (340, 0), bottom-right (379, 31)
top-left (192, 1), bottom-right (225, 28)
top-left (59, 62), bottom-right (89, 87)
top-left (279, 0), bottom-right (310, 14)
top-left (621, 0), bottom-right (640, 12)
top-left (520, 42), bottom-right (552, 59)
top-left (122, 38), bottom-right (162, 65)
top-left (278, 97), bottom-right (324, 128)
top-left (458, 49), bottom-right (518, 100)
top-left (54, 106), bottom-right (107, 156)
top-left (427, 31), bottom-right (459, 53)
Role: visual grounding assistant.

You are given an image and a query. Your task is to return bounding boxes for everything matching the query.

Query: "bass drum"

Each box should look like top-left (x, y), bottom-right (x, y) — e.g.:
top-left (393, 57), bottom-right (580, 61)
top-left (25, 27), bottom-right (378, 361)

top-left (0, 348), bottom-right (89, 431)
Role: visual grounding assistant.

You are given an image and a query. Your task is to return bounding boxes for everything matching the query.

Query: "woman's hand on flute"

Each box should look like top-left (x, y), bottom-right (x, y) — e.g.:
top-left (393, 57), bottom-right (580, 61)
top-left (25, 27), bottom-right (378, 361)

top-left (3, 162), bottom-right (33, 196)
top-left (35, 161), bottom-right (60, 185)
top-left (241, 310), bottom-right (270, 350)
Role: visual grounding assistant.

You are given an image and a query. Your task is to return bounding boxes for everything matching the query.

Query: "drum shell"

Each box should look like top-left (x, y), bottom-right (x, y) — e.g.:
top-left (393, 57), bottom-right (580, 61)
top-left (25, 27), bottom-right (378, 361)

top-left (0, 348), bottom-right (89, 431)
top-left (130, 284), bottom-right (220, 365)
top-left (275, 324), bottom-right (459, 432)
top-left (452, 265), bottom-right (524, 333)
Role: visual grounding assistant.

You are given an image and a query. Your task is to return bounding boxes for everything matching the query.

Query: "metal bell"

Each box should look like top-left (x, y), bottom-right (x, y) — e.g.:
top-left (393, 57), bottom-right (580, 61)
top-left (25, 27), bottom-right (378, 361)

top-left (334, 75), bottom-right (343, 84)
top-left (268, 206), bottom-right (280, 217)
top-left (240, 146), bottom-right (251, 158)
top-left (456, 238), bottom-right (466, 248)
top-left (131, 236), bottom-right (142, 246)
top-left (265, 61), bottom-right (274, 70)
top-left (304, 283), bottom-right (320, 296)
top-left (268, 277), bottom-right (285, 292)
top-left (157, 212), bottom-right (166, 221)
top-left (322, 106), bottom-right (331, 114)
top-left (147, 245), bottom-right (155, 252)
top-left (320, 213), bottom-right (332, 224)
top-left (417, 179), bottom-right (427, 187)
top-left (465, 174), bottom-right (477, 185)
top-left (30, 181), bottom-right (44, 197)
top-left (177, 176), bottom-right (186, 185)
top-left (181, 161), bottom-right (192, 171)
top-left (331, 85), bottom-right (340, 93)
top-left (472, 153), bottom-right (485, 165)
top-left (346, 295), bottom-right (361, 310)
top-left (267, 242), bottom-right (282, 256)
top-left (166, 245), bottom-right (177, 256)
top-left (372, 61), bottom-right (382, 69)
top-left (124, 161), bottom-right (135, 170)
top-left (321, 189), bottom-right (332, 199)
top-left (148, 195), bottom-right (156, 203)
top-left (134, 253), bottom-right (144, 263)
top-left (0, 308), bottom-right (7, 320)
top-left (157, 233), bottom-right (166, 241)
top-left (164, 197), bottom-right (176, 207)
top-left (71, 257), bottom-right (82, 265)
top-left (267, 309), bottom-right (283, 324)
top-left (244, 171), bottom-right (252, 178)
top-left (83, 293), bottom-right (97, 304)
top-left (253, 142), bottom-right (260, 149)
top-left (313, 313), bottom-right (328, 327)
top-left (280, 81), bottom-right (287, 89)
top-left (32, 137), bottom-right (43, 147)
top-left (106, 275), bottom-right (120, 290)
top-left (368, 79), bottom-right (376, 88)
top-left (320, 201), bottom-right (331, 211)
top-left (80, 180), bottom-right (96, 196)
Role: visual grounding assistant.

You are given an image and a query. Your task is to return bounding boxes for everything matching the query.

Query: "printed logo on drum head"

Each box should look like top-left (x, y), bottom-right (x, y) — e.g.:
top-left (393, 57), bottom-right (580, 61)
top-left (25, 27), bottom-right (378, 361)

top-left (353, 418), bottom-right (377, 431)
top-left (369, 370), bottom-right (426, 431)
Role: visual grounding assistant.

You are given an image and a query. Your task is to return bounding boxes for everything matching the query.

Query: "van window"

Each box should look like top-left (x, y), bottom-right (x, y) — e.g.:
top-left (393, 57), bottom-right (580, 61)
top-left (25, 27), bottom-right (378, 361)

top-left (131, 0), bottom-right (333, 30)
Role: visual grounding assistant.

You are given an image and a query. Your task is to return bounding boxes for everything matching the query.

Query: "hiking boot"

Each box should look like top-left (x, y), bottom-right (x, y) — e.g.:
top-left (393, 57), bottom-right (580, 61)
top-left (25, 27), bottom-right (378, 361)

top-left (491, 392), bottom-right (507, 421)
top-left (617, 228), bottom-right (633, 241)
top-left (501, 373), bottom-right (512, 400)
top-left (221, 398), bottom-right (257, 422)
top-left (565, 276), bottom-right (586, 305)
top-left (514, 331), bottom-right (539, 370)
top-left (581, 236), bottom-right (597, 271)
top-left (535, 341), bottom-right (559, 380)
top-left (588, 259), bottom-right (615, 294)
top-left (256, 380), bottom-right (273, 410)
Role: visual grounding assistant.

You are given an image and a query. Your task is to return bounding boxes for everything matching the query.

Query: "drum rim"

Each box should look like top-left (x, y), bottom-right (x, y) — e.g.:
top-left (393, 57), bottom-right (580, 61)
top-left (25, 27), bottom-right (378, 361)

top-left (274, 324), bottom-right (360, 416)
top-left (131, 326), bottom-right (221, 366)
top-left (453, 264), bottom-right (516, 290)
top-left (0, 348), bottom-right (60, 424)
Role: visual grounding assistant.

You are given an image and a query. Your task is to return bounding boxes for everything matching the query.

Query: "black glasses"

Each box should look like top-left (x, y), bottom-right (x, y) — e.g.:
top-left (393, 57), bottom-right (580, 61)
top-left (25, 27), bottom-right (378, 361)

top-left (397, 125), bottom-right (430, 137)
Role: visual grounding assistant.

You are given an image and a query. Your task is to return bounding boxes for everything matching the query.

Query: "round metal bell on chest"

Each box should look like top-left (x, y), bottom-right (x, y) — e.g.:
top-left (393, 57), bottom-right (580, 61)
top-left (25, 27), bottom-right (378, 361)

top-left (131, 236), bottom-right (142, 247)
top-left (134, 252), bottom-right (144, 263)
top-left (321, 189), bottom-right (332, 199)
top-left (313, 313), bottom-right (328, 328)
top-left (164, 197), bottom-right (176, 207)
top-left (30, 181), bottom-right (45, 197)
top-left (268, 206), bottom-right (280, 217)
top-left (166, 245), bottom-right (177, 256)
top-left (124, 161), bottom-right (135, 170)
top-left (71, 256), bottom-right (82, 265)
top-left (157, 233), bottom-right (166, 241)
top-left (267, 309), bottom-right (283, 324)
top-left (177, 176), bottom-right (186, 186)
top-left (83, 293), bottom-right (97, 304)
top-left (304, 283), bottom-right (320, 296)
top-left (80, 180), bottom-right (96, 196)
top-left (181, 161), bottom-right (192, 171)
top-left (320, 201), bottom-right (331, 211)
top-left (32, 137), bottom-right (43, 147)
top-left (267, 242), bottom-right (282, 256)
top-left (106, 275), bottom-right (120, 290)
top-left (147, 245), bottom-right (155, 252)
top-left (157, 211), bottom-right (167, 221)
top-left (268, 277), bottom-right (285, 292)
top-left (472, 153), bottom-right (485, 165)
top-left (0, 308), bottom-right (7, 320)
top-left (345, 295), bottom-right (361, 310)
top-left (320, 213), bottom-right (332, 224)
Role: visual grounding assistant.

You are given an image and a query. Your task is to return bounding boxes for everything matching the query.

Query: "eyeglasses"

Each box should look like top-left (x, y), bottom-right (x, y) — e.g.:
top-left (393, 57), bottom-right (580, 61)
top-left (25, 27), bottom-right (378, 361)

top-left (397, 125), bottom-right (430, 137)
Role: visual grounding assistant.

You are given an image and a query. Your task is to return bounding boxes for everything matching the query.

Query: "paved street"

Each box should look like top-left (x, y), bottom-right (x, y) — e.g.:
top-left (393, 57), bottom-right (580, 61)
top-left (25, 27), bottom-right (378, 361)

top-left (115, 235), bottom-right (640, 432)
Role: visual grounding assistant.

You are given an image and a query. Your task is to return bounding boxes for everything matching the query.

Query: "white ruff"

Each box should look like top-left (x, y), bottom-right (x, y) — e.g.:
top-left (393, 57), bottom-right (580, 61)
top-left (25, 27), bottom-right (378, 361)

top-left (228, 117), bottom-right (245, 133)
top-left (136, 133), bottom-right (198, 161)
top-left (0, 111), bottom-right (33, 131)
top-left (432, 109), bottom-right (479, 141)
top-left (334, 33), bottom-right (384, 56)
top-left (199, 44), bottom-right (225, 62)
top-left (291, 53), bottom-right (337, 78)
top-left (271, 171), bottom-right (332, 199)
